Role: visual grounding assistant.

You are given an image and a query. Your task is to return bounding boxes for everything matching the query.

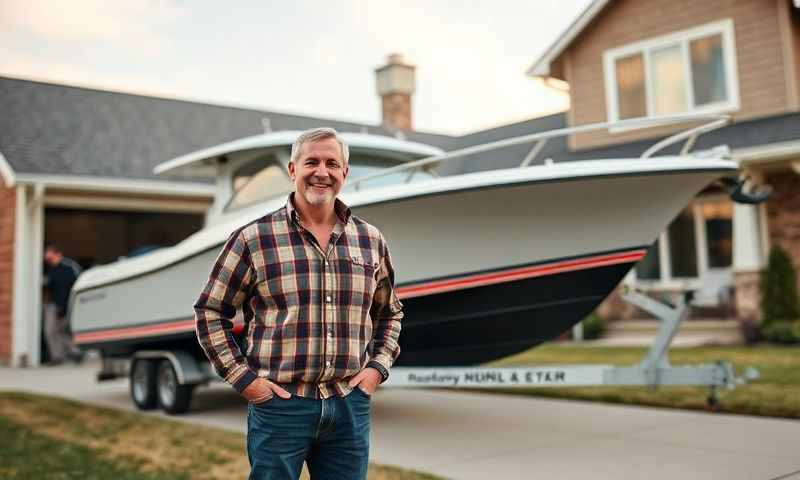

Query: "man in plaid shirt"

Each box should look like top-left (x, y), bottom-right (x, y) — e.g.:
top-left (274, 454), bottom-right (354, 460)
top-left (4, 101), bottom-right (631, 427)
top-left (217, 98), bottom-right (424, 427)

top-left (194, 127), bottom-right (403, 479)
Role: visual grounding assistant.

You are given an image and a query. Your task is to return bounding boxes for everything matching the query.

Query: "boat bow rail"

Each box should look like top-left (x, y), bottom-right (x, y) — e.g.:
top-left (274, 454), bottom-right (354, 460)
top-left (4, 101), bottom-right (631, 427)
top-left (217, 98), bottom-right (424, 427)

top-left (347, 113), bottom-right (735, 191)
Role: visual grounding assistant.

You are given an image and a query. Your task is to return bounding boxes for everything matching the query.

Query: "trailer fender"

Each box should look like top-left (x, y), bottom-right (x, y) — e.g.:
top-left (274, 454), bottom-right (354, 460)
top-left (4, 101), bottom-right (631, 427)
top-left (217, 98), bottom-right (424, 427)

top-left (132, 350), bottom-right (208, 385)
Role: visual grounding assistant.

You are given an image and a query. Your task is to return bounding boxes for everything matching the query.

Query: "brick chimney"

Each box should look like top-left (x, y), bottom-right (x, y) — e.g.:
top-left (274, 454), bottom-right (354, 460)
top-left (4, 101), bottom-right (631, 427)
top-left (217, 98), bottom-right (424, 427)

top-left (375, 53), bottom-right (415, 131)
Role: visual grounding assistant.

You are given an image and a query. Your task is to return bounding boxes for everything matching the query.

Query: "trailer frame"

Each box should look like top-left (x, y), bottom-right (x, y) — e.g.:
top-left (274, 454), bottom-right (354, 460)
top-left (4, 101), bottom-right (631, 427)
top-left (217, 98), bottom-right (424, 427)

top-left (384, 289), bottom-right (759, 409)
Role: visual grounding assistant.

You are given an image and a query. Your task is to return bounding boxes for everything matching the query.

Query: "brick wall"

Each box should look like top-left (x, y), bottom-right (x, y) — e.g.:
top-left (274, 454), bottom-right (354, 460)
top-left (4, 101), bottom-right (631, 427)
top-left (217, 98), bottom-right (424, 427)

top-left (765, 166), bottom-right (800, 292)
top-left (561, 0), bottom-right (792, 150)
top-left (381, 93), bottom-right (413, 131)
top-left (0, 186), bottom-right (16, 365)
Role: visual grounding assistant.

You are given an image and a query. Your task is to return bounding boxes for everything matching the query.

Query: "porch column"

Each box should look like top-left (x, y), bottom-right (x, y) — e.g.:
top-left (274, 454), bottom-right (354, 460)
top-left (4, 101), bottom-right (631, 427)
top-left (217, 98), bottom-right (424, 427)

top-left (732, 202), bottom-right (765, 321)
top-left (10, 184), bottom-right (45, 366)
top-left (28, 184), bottom-right (45, 365)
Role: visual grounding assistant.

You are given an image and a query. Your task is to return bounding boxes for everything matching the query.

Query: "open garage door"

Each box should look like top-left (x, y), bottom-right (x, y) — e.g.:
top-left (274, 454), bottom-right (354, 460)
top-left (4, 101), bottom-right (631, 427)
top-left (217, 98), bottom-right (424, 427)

top-left (45, 208), bottom-right (203, 269)
top-left (40, 208), bottom-right (204, 363)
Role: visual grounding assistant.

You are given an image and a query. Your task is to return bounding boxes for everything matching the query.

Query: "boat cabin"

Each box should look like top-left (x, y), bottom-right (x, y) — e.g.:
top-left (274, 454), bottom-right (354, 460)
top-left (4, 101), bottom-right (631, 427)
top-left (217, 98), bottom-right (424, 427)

top-left (153, 131), bottom-right (445, 224)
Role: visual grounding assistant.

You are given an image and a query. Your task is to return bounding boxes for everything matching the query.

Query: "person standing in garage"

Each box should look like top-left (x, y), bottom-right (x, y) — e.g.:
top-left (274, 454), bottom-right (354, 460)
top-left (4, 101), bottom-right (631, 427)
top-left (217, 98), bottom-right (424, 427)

top-left (43, 244), bottom-right (84, 365)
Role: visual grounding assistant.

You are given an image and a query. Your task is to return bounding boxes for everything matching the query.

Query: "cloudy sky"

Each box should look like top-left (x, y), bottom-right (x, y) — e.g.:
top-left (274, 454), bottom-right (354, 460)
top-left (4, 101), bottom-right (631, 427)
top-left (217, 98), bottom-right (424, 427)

top-left (0, 0), bottom-right (592, 135)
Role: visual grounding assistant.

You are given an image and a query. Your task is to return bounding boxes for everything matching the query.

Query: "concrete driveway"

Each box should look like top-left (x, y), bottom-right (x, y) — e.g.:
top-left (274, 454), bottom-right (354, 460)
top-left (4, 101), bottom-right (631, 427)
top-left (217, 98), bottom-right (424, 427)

top-left (1, 359), bottom-right (798, 480)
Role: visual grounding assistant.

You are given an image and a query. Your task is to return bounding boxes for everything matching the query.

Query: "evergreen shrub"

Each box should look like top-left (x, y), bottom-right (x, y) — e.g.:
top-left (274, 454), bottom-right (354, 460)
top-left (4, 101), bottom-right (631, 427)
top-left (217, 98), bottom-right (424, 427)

top-left (759, 245), bottom-right (800, 343)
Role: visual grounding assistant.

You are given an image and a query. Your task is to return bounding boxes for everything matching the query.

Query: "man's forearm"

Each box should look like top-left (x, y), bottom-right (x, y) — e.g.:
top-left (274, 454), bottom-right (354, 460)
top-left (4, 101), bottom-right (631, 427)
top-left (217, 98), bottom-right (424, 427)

top-left (194, 305), bottom-right (258, 392)
top-left (194, 228), bottom-right (257, 393)
top-left (368, 308), bottom-right (403, 381)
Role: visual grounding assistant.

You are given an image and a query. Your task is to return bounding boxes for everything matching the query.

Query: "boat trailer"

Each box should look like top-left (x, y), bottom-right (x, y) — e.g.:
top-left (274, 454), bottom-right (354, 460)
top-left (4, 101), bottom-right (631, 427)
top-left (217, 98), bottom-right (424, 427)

top-left (97, 289), bottom-right (760, 413)
top-left (384, 290), bottom-right (760, 410)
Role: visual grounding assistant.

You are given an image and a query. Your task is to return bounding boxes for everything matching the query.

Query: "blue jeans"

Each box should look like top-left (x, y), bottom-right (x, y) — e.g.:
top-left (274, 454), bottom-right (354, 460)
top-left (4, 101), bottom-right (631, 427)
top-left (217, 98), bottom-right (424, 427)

top-left (247, 388), bottom-right (371, 480)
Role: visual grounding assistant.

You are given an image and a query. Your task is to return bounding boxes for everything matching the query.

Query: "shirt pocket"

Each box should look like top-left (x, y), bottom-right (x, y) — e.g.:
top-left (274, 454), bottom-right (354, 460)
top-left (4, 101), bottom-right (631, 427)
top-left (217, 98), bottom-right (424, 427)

top-left (343, 256), bottom-right (379, 302)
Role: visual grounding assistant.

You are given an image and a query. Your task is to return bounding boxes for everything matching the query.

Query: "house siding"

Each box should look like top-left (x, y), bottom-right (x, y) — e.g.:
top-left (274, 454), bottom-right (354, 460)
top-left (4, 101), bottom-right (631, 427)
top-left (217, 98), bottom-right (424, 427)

top-left (0, 186), bottom-right (15, 365)
top-left (564, 0), bottom-right (792, 150)
top-left (792, 2), bottom-right (800, 109)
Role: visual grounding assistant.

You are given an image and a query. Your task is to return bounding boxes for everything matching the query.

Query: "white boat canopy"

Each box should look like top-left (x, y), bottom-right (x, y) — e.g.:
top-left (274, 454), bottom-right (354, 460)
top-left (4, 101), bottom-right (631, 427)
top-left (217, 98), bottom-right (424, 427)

top-left (153, 130), bottom-right (445, 178)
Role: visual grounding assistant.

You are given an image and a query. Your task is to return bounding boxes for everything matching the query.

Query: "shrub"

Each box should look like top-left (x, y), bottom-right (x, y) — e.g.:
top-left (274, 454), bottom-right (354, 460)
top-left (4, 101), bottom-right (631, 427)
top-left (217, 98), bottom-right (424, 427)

top-left (760, 321), bottom-right (800, 344)
top-left (760, 245), bottom-right (800, 324)
top-left (581, 313), bottom-right (605, 340)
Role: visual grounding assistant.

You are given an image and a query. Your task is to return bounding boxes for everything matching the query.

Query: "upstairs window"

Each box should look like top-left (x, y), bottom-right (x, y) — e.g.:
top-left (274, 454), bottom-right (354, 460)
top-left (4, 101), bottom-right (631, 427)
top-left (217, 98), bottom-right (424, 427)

top-left (603, 19), bottom-right (739, 126)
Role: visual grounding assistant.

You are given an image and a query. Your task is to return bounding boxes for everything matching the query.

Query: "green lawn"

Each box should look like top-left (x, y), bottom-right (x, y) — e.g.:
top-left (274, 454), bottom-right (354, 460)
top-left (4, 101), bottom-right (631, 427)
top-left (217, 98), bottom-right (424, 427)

top-left (0, 391), bottom-right (441, 480)
top-left (488, 344), bottom-right (800, 419)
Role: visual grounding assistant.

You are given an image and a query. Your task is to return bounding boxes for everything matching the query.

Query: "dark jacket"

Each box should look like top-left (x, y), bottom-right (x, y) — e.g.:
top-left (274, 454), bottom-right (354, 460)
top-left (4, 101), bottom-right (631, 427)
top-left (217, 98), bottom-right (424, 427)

top-left (47, 257), bottom-right (82, 316)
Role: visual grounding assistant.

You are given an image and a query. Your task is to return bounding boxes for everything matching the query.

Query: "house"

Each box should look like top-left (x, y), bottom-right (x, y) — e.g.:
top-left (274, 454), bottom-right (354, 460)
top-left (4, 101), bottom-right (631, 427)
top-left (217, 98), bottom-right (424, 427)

top-left (0, 55), bottom-right (454, 366)
top-left (518, 0), bottom-right (800, 323)
top-left (2, 0), bottom-right (799, 364)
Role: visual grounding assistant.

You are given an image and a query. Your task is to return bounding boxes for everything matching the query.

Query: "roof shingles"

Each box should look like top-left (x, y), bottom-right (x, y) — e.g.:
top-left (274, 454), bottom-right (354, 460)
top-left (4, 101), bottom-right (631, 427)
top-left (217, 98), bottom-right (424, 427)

top-left (2, 76), bottom-right (797, 181)
top-left (0, 76), bottom-right (454, 180)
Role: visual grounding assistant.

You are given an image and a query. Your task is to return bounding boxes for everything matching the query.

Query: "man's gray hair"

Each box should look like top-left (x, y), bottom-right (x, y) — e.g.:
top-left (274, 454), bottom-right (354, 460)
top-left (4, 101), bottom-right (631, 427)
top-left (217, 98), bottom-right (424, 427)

top-left (290, 127), bottom-right (350, 164)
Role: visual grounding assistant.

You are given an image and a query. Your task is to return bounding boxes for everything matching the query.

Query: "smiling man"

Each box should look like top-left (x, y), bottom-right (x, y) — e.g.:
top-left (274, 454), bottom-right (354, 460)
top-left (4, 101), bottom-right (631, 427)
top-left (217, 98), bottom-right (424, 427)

top-left (194, 127), bottom-right (403, 480)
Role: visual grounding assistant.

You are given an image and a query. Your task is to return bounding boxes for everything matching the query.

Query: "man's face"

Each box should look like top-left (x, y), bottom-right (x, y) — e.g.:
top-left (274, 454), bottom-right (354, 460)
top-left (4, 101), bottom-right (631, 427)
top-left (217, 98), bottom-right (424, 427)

top-left (44, 249), bottom-right (60, 266)
top-left (288, 137), bottom-right (348, 206)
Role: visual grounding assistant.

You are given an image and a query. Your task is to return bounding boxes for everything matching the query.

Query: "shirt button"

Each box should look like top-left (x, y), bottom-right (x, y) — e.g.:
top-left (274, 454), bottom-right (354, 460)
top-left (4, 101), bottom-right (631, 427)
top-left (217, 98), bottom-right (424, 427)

top-left (326, 295), bottom-right (332, 302)
top-left (326, 360), bottom-right (332, 367)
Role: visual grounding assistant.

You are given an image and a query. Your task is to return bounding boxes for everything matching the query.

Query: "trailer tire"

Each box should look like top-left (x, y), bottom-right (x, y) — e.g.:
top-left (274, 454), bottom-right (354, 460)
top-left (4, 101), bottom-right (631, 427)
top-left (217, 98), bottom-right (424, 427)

top-left (130, 359), bottom-right (158, 410)
top-left (156, 360), bottom-right (194, 414)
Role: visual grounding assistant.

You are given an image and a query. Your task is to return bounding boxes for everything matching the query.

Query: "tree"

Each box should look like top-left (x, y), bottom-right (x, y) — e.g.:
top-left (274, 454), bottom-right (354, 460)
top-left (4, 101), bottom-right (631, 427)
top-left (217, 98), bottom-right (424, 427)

top-left (760, 245), bottom-right (800, 324)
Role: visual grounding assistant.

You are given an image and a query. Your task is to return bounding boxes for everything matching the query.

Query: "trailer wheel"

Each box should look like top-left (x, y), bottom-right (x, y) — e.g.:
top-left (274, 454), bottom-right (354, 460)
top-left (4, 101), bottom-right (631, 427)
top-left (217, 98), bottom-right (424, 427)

top-left (156, 360), bottom-right (194, 414)
top-left (130, 359), bottom-right (158, 410)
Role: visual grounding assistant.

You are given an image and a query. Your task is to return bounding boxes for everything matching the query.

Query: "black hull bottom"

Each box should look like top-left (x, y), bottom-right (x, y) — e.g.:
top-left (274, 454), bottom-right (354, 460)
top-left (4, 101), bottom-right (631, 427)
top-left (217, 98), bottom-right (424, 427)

top-left (81, 261), bottom-right (634, 367)
top-left (395, 261), bottom-right (634, 366)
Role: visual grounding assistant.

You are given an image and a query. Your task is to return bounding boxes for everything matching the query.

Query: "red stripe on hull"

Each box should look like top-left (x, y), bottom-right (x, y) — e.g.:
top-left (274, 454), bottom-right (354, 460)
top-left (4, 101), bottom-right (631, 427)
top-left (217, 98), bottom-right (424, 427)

top-left (74, 249), bottom-right (645, 344)
top-left (75, 320), bottom-right (246, 344)
top-left (395, 249), bottom-right (646, 299)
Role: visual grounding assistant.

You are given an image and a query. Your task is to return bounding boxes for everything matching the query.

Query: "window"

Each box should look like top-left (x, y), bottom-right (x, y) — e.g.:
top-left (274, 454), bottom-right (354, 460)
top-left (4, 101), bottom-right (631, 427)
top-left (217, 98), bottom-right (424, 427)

top-left (668, 209), bottom-right (698, 278)
top-left (635, 238), bottom-right (661, 280)
top-left (604, 19), bottom-right (739, 125)
top-left (633, 197), bottom-right (733, 295)
top-left (701, 202), bottom-right (733, 268)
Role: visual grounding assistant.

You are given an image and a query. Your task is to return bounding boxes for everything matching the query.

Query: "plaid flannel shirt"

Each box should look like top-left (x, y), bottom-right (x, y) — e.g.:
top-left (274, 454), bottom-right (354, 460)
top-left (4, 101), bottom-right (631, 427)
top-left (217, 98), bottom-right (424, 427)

top-left (194, 194), bottom-right (403, 399)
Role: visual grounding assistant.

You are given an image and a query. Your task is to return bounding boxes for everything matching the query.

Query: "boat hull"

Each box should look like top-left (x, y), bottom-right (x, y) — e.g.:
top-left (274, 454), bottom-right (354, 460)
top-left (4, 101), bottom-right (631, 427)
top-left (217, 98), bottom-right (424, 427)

top-left (70, 164), bottom-right (732, 365)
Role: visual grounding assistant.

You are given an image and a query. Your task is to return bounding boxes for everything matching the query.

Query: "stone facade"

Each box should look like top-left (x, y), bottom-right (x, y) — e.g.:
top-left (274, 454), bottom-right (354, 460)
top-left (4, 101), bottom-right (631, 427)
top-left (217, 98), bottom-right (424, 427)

top-left (0, 186), bottom-right (15, 365)
top-left (734, 270), bottom-right (762, 322)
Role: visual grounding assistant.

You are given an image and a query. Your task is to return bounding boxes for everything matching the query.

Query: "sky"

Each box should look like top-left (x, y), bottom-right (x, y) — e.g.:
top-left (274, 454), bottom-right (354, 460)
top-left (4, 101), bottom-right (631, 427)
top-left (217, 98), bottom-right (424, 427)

top-left (0, 0), bottom-right (592, 135)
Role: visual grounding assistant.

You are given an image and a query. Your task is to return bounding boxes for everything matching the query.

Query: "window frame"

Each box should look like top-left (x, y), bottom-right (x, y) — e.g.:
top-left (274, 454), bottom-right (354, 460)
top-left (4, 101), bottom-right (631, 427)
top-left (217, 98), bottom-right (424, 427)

top-left (631, 195), bottom-right (733, 292)
top-left (603, 19), bottom-right (740, 132)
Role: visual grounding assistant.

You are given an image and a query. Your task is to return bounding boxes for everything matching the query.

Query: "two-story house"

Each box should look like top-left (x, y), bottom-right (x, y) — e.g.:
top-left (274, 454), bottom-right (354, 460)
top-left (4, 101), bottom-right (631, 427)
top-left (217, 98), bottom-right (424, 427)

top-left (523, 0), bottom-right (800, 323)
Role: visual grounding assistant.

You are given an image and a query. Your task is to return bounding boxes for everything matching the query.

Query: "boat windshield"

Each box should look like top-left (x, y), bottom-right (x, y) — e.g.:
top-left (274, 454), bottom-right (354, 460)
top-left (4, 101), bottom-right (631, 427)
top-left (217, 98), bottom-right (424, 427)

top-left (225, 151), bottom-right (434, 212)
top-left (345, 153), bottom-right (435, 190)
top-left (226, 154), bottom-right (292, 211)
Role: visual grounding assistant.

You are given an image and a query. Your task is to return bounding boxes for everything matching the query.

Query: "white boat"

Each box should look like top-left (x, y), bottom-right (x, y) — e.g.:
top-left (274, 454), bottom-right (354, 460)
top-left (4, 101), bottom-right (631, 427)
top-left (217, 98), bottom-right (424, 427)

top-left (70, 115), bottom-right (749, 368)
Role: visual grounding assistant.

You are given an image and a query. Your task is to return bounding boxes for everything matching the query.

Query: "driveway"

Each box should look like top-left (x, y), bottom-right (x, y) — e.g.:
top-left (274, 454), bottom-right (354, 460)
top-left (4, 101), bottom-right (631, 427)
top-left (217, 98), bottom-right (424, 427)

top-left (1, 359), bottom-right (798, 480)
